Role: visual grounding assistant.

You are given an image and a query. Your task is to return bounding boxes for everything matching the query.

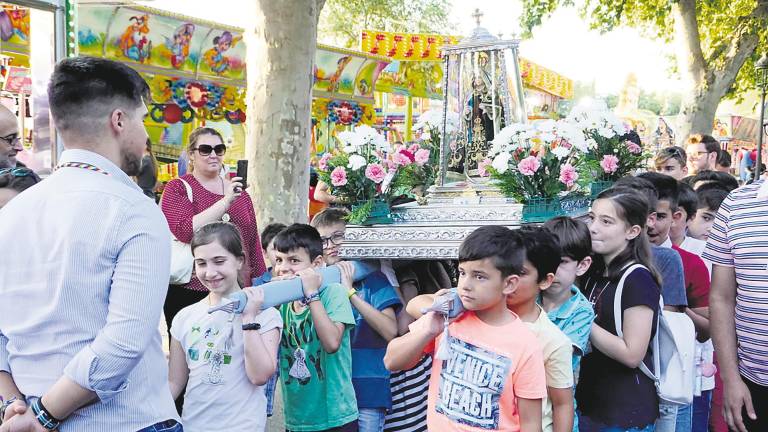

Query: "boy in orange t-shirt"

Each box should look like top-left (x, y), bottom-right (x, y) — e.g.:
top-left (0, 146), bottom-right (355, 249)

top-left (384, 226), bottom-right (547, 431)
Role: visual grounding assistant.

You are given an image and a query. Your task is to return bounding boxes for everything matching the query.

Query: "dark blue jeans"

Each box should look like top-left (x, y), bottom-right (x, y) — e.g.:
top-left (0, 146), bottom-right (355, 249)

top-left (137, 420), bottom-right (183, 432)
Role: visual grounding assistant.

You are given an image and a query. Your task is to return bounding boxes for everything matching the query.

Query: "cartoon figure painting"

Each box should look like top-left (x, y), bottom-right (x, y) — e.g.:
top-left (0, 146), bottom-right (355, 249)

top-left (164, 23), bottom-right (195, 69)
top-left (203, 31), bottom-right (242, 75)
top-left (119, 14), bottom-right (152, 63)
top-left (0, 7), bottom-right (29, 42)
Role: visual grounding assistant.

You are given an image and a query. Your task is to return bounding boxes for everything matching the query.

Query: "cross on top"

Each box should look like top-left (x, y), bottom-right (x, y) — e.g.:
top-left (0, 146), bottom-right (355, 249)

top-left (472, 8), bottom-right (484, 27)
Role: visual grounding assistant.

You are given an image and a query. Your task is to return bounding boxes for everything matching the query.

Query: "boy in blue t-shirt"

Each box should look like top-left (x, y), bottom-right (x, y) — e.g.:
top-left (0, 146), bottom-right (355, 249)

top-left (540, 216), bottom-right (596, 432)
top-left (312, 208), bottom-right (402, 432)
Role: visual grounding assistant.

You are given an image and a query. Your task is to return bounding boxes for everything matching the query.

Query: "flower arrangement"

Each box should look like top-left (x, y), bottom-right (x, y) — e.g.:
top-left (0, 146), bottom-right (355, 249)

top-left (566, 104), bottom-right (648, 181)
top-left (316, 125), bottom-right (424, 224)
top-left (481, 120), bottom-right (590, 202)
top-left (411, 109), bottom-right (460, 190)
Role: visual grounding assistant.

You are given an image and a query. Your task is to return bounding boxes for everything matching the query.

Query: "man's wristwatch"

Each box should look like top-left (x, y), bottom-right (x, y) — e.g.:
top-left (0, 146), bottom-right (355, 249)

top-left (31, 398), bottom-right (62, 430)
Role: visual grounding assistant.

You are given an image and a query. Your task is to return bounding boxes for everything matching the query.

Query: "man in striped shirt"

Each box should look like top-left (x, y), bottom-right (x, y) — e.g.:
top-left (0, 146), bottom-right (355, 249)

top-left (705, 180), bottom-right (768, 432)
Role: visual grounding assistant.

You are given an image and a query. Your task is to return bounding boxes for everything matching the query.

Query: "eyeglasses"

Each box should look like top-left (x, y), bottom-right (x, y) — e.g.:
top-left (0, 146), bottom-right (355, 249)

top-left (194, 144), bottom-right (226, 156)
top-left (0, 134), bottom-right (20, 146)
top-left (320, 231), bottom-right (345, 247)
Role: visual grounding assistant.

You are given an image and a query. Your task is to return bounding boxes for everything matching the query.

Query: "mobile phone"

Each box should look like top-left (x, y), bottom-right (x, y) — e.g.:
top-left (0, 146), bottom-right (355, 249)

top-left (236, 160), bottom-right (248, 189)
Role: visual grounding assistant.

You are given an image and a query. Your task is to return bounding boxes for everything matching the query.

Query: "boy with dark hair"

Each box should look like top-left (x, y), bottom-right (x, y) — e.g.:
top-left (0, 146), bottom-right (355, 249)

top-left (260, 222), bottom-right (286, 271)
top-left (271, 223), bottom-right (358, 431)
top-left (386, 226), bottom-right (546, 431)
top-left (688, 184), bottom-right (729, 242)
top-left (654, 146), bottom-right (689, 180)
top-left (636, 172), bottom-right (712, 432)
top-left (715, 151), bottom-right (731, 173)
top-left (691, 170), bottom-right (739, 192)
top-left (671, 182), bottom-right (708, 257)
top-left (540, 217), bottom-right (595, 379)
top-left (310, 208), bottom-right (401, 431)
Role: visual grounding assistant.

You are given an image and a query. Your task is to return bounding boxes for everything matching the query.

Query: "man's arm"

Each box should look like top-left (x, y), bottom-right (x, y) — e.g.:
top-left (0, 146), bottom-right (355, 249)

top-left (548, 387), bottom-right (573, 432)
top-left (685, 307), bottom-right (710, 341)
top-left (298, 269), bottom-right (346, 353)
top-left (517, 397), bottom-right (543, 432)
top-left (47, 202), bottom-right (172, 420)
top-left (384, 312), bottom-right (442, 372)
top-left (710, 264), bottom-right (756, 432)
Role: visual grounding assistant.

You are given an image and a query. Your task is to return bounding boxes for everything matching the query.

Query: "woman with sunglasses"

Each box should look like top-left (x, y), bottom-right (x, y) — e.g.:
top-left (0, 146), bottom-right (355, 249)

top-left (160, 127), bottom-right (267, 357)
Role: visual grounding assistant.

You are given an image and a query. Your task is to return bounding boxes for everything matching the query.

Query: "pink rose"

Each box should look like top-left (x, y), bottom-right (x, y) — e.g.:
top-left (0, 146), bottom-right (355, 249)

top-left (365, 163), bottom-right (386, 183)
top-left (394, 150), bottom-right (415, 166)
top-left (627, 142), bottom-right (642, 154)
top-left (559, 163), bottom-right (578, 187)
top-left (478, 158), bottom-right (492, 177)
top-left (415, 148), bottom-right (430, 165)
top-left (408, 143), bottom-right (421, 154)
top-left (600, 154), bottom-right (620, 174)
top-left (385, 159), bottom-right (398, 171)
top-left (318, 153), bottom-right (331, 171)
top-left (517, 156), bottom-right (541, 176)
top-left (330, 166), bottom-right (347, 186)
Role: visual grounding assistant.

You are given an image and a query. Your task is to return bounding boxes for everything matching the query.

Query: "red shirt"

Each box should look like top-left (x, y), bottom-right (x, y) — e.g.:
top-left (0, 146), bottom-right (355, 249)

top-left (672, 244), bottom-right (710, 308)
top-left (161, 174), bottom-right (266, 291)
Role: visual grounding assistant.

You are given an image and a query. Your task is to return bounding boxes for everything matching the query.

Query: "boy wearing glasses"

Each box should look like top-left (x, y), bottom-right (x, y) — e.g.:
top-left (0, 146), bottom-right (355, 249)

top-left (654, 146), bottom-right (689, 180)
top-left (311, 208), bottom-right (402, 432)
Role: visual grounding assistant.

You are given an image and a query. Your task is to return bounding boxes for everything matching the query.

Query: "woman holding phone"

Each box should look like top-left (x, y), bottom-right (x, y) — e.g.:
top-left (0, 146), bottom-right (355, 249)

top-left (161, 127), bottom-right (266, 340)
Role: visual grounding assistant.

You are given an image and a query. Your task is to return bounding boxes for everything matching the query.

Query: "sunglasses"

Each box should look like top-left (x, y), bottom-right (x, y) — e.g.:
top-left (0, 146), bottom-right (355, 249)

top-left (0, 167), bottom-right (33, 177)
top-left (194, 144), bottom-right (226, 156)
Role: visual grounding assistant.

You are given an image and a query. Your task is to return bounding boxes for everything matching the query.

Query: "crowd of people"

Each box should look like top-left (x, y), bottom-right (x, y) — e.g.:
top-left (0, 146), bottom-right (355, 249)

top-left (0, 56), bottom-right (767, 432)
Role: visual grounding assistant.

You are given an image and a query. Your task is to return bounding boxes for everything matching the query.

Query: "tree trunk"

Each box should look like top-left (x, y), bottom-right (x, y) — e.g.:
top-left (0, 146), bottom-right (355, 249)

top-left (673, 0), bottom-right (763, 143)
top-left (244, 0), bottom-right (322, 227)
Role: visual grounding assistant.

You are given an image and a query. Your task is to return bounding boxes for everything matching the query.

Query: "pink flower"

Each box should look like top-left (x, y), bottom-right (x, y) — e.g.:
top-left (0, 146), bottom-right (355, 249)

top-left (330, 166), bottom-right (347, 186)
top-left (627, 142), bottom-right (642, 154)
top-left (601, 154), bottom-right (620, 174)
top-left (478, 158), bottom-right (492, 177)
top-left (408, 143), bottom-right (421, 154)
top-left (415, 148), bottom-right (430, 165)
top-left (394, 151), bottom-right (414, 166)
top-left (318, 153), bottom-right (331, 171)
top-left (517, 156), bottom-right (541, 176)
top-left (385, 159), bottom-right (398, 171)
top-left (365, 163), bottom-right (386, 183)
top-left (559, 163), bottom-right (578, 187)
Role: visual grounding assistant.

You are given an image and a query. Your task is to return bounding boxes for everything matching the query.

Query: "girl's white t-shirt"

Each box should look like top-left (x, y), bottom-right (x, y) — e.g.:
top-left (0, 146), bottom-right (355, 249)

top-left (171, 299), bottom-right (282, 432)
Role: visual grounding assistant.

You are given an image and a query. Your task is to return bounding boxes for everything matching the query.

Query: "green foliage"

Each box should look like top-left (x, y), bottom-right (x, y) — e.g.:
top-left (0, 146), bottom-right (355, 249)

top-left (520, 0), bottom-right (768, 100)
top-left (318, 0), bottom-right (454, 48)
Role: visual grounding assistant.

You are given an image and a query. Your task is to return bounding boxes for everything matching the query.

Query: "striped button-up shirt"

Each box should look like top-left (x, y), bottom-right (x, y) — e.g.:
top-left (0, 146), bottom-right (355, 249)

top-left (0, 149), bottom-right (179, 430)
top-left (703, 180), bottom-right (768, 386)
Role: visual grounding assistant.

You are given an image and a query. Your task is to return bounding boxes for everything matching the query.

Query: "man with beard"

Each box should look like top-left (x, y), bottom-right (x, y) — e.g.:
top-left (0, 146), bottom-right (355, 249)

top-left (0, 105), bottom-right (24, 169)
top-left (0, 57), bottom-right (180, 431)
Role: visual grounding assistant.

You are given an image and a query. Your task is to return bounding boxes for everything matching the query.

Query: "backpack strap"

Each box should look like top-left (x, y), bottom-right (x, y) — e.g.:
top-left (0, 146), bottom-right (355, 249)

top-left (613, 263), bottom-right (659, 383)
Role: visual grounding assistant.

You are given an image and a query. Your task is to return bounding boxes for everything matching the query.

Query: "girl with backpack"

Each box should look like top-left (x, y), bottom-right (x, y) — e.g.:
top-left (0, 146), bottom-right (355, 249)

top-left (576, 187), bottom-right (662, 431)
top-left (168, 222), bottom-right (282, 432)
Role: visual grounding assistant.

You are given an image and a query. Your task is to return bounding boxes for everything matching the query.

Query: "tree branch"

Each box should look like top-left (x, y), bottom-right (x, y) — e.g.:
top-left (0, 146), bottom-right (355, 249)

top-left (709, 0), bottom-right (768, 91)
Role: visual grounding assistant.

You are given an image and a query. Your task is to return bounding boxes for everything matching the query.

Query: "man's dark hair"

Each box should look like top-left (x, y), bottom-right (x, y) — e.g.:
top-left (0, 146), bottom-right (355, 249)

top-left (311, 207), bottom-right (349, 228)
top-left (613, 176), bottom-right (658, 213)
top-left (687, 134), bottom-right (721, 155)
top-left (692, 170), bottom-right (738, 192)
top-left (518, 226), bottom-right (562, 283)
top-left (680, 175), bottom-right (697, 187)
top-left (696, 183), bottom-right (729, 211)
top-left (48, 57), bottom-right (150, 133)
top-left (542, 216), bottom-right (591, 261)
top-left (272, 223), bottom-right (324, 261)
top-left (458, 226), bottom-right (524, 277)
top-left (637, 172), bottom-right (680, 210)
top-left (717, 151), bottom-right (732, 168)
top-left (622, 129), bottom-right (641, 146)
top-left (260, 223), bottom-right (287, 250)
top-left (677, 182), bottom-right (698, 221)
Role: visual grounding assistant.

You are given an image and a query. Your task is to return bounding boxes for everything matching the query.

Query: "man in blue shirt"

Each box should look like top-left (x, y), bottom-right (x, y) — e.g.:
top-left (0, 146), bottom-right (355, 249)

top-left (0, 57), bottom-right (179, 431)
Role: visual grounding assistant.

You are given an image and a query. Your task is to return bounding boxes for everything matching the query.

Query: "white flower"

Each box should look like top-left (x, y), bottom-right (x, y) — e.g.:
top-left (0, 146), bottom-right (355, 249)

top-left (598, 127), bottom-right (616, 139)
top-left (347, 154), bottom-right (366, 171)
top-left (491, 152), bottom-right (512, 174)
top-left (586, 138), bottom-right (598, 150)
top-left (551, 146), bottom-right (570, 159)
